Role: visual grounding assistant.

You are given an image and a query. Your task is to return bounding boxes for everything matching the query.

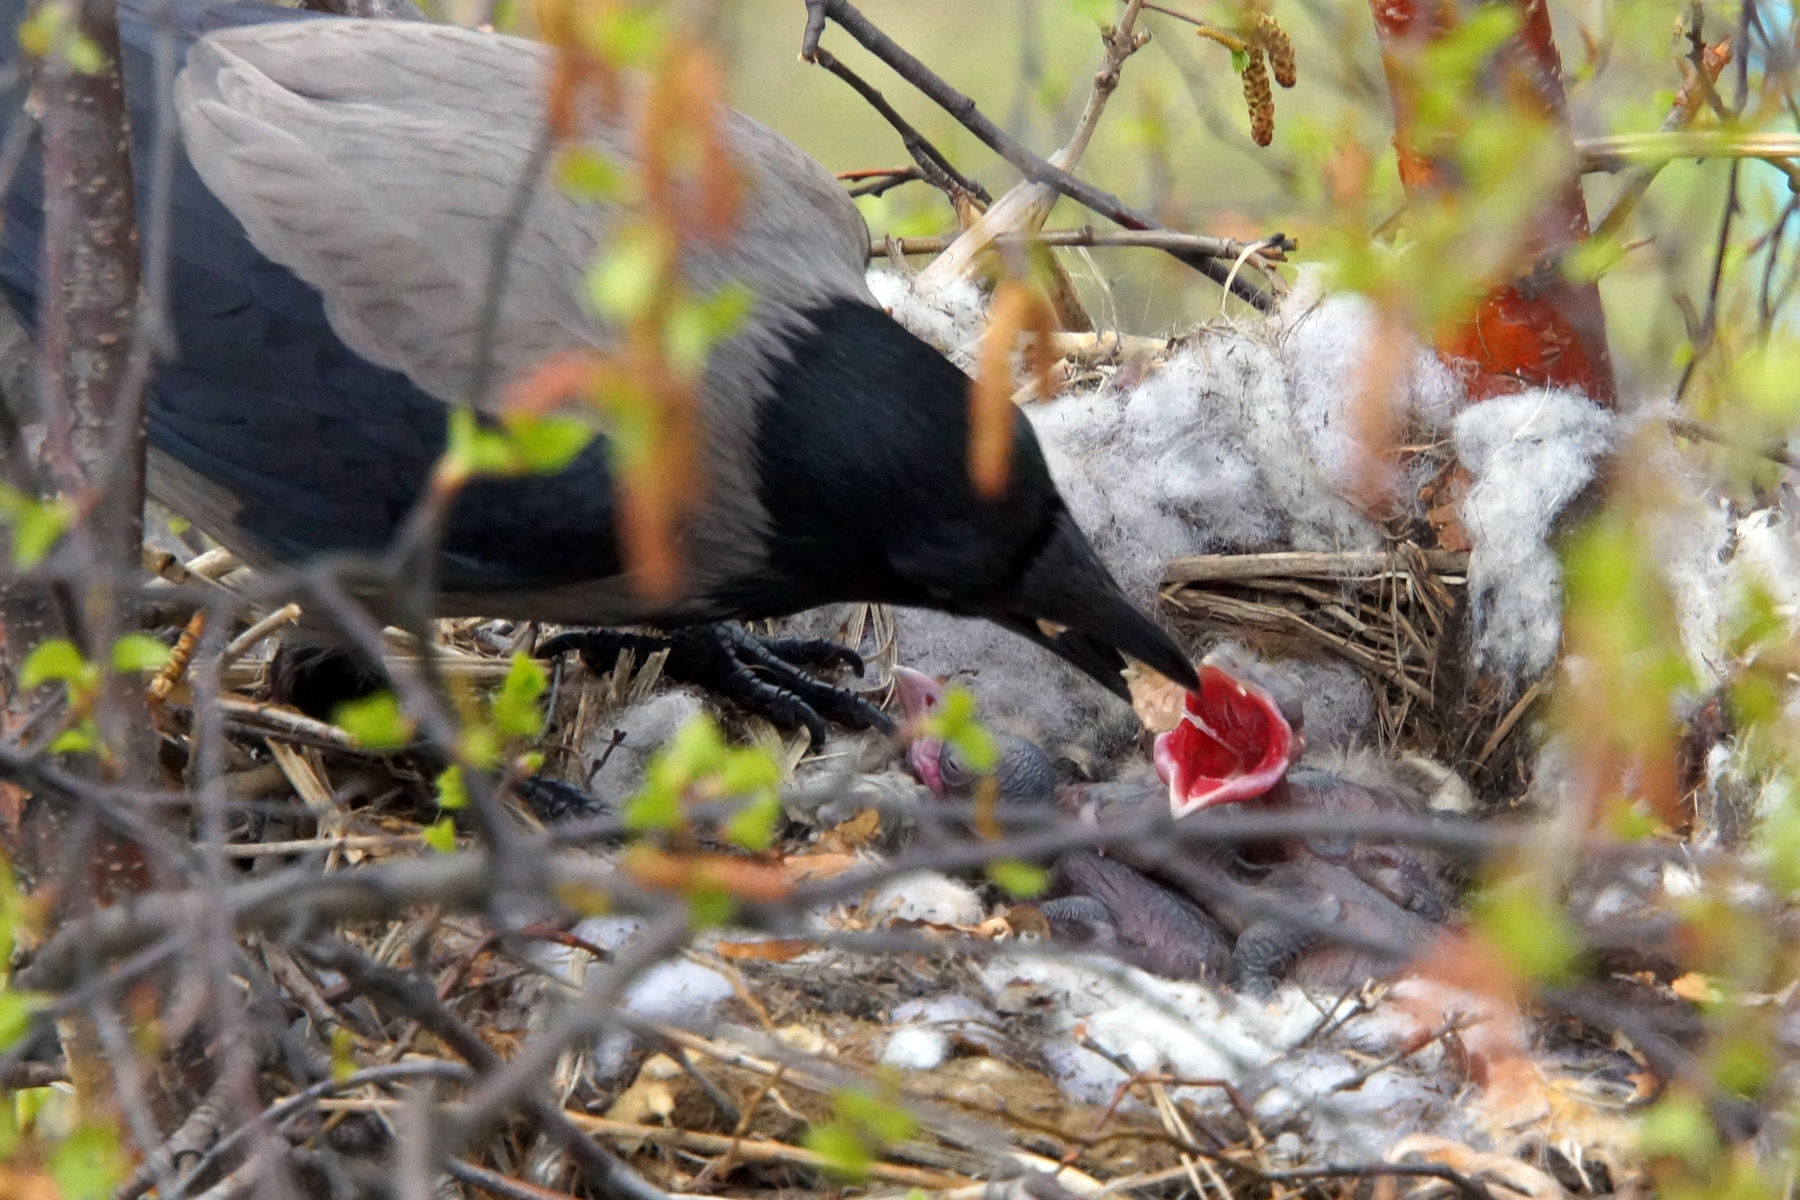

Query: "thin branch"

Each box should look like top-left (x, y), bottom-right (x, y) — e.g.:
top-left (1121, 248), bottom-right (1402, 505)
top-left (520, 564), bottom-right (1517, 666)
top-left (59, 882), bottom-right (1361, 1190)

top-left (874, 225), bottom-right (1292, 261)
top-left (811, 49), bottom-right (991, 204)
top-left (800, 0), bottom-right (1277, 310)
top-left (298, 936), bottom-right (671, 1200)
top-left (1579, 129), bottom-right (1800, 174)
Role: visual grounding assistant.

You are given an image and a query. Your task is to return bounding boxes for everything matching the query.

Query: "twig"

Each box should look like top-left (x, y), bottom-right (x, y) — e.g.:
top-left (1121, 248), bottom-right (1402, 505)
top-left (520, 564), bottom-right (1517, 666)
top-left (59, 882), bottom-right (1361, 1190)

top-left (1324, 1015), bottom-right (1477, 1094)
top-left (1578, 129), bottom-right (1800, 170)
top-left (811, 49), bottom-right (991, 204)
top-left (1260, 1163), bottom-right (1496, 1200)
top-left (300, 936), bottom-right (671, 1200)
top-left (1667, 415), bottom-right (1800, 469)
top-left (799, 0), bottom-right (1278, 309)
top-left (317, 1097), bottom-right (977, 1189)
top-left (213, 695), bottom-right (361, 749)
top-left (157, 1061), bottom-right (477, 1200)
top-left (1473, 676), bottom-right (1548, 766)
top-left (874, 226), bottom-right (1291, 261)
top-left (211, 833), bottom-right (420, 859)
top-left (449, 1160), bottom-right (588, 1200)
top-left (219, 602), bottom-right (302, 669)
top-left (841, 165), bottom-right (926, 198)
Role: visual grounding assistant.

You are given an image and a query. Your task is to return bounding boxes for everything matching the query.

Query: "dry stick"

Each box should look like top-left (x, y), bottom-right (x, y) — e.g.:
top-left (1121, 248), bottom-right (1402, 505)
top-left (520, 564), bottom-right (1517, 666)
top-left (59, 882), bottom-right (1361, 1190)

top-left (219, 602), bottom-right (303, 669)
top-left (843, 165), bottom-right (925, 197)
top-left (1589, 45), bottom-right (1734, 244)
top-left (1578, 130), bottom-right (1800, 170)
top-left (799, 0), bottom-right (1282, 310)
top-left (1323, 1015), bottom-right (1476, 1095)
top-left (300, 936), bottom-right (671, 1200)
top-left (1063, 0), bottom-right (1151, 177)
top-left (157, 1061), bottom-right (477, 1200)
top-left (873, 226), bottom-right (1278, 261)
top-left (449, 1160), bottom-right (590, 1200)
top-left (812, 49), bottom-right (991, 204)
top-left (211, 833), bottom-right (419, 859)
top-left (17, 801), bottom-right (1512, 997)
top-left (1473, 676), bottom-right (1548, 766)
top-left (1667, 414), bottom-right (1800, 469)
top-left (316, 1099), bottom-right (975, 1190)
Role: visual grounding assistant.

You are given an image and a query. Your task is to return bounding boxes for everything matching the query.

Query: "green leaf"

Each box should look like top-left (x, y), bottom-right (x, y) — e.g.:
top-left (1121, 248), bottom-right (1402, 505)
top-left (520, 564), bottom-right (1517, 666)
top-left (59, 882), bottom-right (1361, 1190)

top-left (802, 1121), bottom-right (870, 1181)
top-left (493, 653), bottom-right (548, 738)
top-left (50, 1121), bottom-right (131, 1200)
top-left (445, 406), bottom-right (523, 479)
top-left (723, 790), bottom-right (782, 851)
top-left (331, 1027), bottom-right (358, 1082)
top-left (436, 765), bottom-right (469, 811)
top-left (459, 723), bottom-right (501, 770)
top-left (986, 858), bottom-right (1049, 898)
top-left (502, 413), bottom-right (596, 474)
top-left (586, 4), bottom-right (666, 66)
top-left (1230, 47), bottom-right (1250, 74)
top-left (63, 28), bottom-right (102, 72)
top-left (626, 716), bottom-right (728, 831)
top-left (588, 226), bottom-right (667, 320)
top-left (1470, 877), bottom-right (1579, 982)
top-left (665, 283), bottom-right (755, 378)
top-left (20, 638), bottom-right (88, 689)
top-left (1637, 1092), bottom-right (1720, 1166)
top-left (0, 487), bottom-right (74, 569)
top-left (1713, 1029), bottom-right (1773, 1098)
top-left (48, 721), bottom-right (96, 756)
top-left (0, 989), bottom-right (44, 1050)
top-left (688, 885), bottom-right (736, 929)
top-left (925, 687), bottom-right (998, 773)
top-left (835, 1089), bottom-right (916, 1143)
top-left (556, 145), bottom-right (627, 200)
top-left (333, 691), bottom-right (414, 751)
top-left (714, 744), bottom-right (781, 796)
top-left (422, 817), bottom-right (458, 852)
top-left (16, 8), bottom-right (54, 56)
top-left (111, 632), bottom-right (173, 675)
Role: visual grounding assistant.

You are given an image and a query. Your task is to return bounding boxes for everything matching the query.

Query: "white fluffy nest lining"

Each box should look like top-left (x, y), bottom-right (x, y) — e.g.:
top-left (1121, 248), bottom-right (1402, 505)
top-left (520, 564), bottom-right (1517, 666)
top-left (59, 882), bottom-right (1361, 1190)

top-left (850, 269), bottom-right (1625, 760)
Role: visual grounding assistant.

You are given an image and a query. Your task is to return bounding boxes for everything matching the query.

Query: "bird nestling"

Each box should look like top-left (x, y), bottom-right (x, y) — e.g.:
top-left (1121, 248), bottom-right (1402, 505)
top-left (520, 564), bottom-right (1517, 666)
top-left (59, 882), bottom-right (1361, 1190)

top-left (0, 0), bottom-right (1199, 732)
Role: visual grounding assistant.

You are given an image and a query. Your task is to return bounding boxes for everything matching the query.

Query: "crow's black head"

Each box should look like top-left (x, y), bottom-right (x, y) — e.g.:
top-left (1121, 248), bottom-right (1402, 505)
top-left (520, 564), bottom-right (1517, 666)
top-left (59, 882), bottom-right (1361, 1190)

top-left (739, 299), bottom-right (1198, 701)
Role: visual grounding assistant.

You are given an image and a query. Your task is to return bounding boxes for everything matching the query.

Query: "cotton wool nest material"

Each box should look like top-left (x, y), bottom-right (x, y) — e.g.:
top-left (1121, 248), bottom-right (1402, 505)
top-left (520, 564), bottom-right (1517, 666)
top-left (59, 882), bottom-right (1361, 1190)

top-left (981, 952), bottom-right (1480, 1162)
top-left (869, 268), bottom-right (1645, 753)
top-left (1452, 390), bottom-right (1617, 681)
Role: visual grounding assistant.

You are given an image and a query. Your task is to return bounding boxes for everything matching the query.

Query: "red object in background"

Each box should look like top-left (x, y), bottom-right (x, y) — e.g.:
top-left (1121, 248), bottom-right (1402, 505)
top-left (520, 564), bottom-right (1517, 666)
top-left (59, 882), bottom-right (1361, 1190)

top-left (1370, 0), bottom-right (1618, 406)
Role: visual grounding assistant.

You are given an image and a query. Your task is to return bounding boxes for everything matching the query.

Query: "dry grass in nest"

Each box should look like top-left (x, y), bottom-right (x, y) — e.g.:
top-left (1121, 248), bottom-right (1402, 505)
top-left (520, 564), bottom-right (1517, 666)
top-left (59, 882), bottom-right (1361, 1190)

top-left (1157, 546), bottom-right (1545, 795)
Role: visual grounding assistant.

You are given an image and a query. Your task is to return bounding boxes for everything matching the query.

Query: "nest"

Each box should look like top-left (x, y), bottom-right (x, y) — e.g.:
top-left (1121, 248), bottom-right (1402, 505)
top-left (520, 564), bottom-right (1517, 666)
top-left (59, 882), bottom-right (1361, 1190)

top-left (1157, 545), bottom-right (1542, 791)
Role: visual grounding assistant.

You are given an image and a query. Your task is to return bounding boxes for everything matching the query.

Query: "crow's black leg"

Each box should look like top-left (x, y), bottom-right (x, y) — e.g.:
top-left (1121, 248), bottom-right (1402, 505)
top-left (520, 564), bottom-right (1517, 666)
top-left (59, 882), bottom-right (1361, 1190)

top-left (540, 623), bottom-right (894, 745)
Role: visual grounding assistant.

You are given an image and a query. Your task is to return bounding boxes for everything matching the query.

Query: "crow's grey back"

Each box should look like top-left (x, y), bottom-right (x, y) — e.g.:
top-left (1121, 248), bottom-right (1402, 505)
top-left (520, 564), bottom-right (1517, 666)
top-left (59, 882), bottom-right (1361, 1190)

top-left (173, 20), bottom-right (876, 411)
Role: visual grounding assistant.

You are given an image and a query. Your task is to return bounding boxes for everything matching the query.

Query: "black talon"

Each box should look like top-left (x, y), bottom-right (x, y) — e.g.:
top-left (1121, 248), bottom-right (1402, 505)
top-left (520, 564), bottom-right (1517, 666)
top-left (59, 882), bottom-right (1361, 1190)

top-left (754, 636), bottom-right (868, 676)
top-left (540, 622), bottom-right (894, 744)
top-left (513, 776), bottom-right (610, 824)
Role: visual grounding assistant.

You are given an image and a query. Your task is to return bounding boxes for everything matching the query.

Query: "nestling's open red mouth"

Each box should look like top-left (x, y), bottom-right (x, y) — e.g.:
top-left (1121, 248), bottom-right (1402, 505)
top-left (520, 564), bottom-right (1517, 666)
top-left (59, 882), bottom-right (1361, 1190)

top-left (893, 666), bottom-right (947, 796)
top-left (1153, 664), bottom-right (1294, 817)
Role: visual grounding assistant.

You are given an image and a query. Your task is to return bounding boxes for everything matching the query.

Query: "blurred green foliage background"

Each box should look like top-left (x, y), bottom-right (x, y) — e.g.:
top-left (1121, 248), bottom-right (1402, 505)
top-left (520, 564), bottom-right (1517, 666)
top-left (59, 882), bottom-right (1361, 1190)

top-left (694, 0), bottom-right (1756, 399)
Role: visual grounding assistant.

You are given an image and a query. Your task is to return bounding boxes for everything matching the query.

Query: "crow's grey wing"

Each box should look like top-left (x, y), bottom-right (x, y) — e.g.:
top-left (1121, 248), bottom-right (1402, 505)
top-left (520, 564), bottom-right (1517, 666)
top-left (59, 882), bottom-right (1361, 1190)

top-left (172, 20), bottom-right (876, 409)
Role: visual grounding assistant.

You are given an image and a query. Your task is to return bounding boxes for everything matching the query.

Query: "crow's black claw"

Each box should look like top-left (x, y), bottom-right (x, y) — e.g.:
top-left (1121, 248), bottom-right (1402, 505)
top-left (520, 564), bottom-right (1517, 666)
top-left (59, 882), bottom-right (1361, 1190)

top-left (539, 622), bottom-right (894, 744)
top-left (755, 636), bottom-right (867, 677)
top-left (513, 776), bottom-right (610, 824)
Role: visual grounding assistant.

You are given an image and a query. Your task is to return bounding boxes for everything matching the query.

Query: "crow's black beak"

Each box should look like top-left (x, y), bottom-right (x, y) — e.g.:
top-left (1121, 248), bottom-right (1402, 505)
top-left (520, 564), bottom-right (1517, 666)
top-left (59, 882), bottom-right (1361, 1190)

top-left (990, 510), bottom-right (1199, 700)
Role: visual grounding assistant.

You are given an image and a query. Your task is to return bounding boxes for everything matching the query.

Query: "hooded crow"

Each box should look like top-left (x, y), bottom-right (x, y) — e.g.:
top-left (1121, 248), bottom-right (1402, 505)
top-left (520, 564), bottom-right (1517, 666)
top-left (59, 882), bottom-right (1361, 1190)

top-left (0, 0), bottom-right (1200, 731)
